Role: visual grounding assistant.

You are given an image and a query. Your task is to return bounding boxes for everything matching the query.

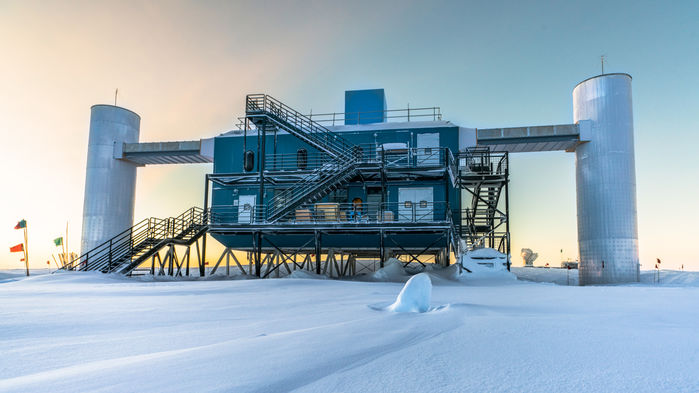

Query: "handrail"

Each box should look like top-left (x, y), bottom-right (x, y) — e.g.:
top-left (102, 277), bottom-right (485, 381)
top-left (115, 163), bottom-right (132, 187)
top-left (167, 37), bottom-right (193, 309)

top-left (210, 201), bottom-right (452, 225)
top-left (307, 106), bottom-right (442, 126)
top-left (245, 94), bottom-right (355, 161)
top-left (62, 207), bottom-right (208, 272)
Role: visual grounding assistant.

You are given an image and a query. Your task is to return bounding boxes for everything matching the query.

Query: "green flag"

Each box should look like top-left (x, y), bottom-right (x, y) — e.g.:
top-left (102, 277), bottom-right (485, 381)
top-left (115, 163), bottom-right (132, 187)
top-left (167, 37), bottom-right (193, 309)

top-left (14, 220), bottom-right (26, 230)
top-left (53, 237), bottom-right (63, 246)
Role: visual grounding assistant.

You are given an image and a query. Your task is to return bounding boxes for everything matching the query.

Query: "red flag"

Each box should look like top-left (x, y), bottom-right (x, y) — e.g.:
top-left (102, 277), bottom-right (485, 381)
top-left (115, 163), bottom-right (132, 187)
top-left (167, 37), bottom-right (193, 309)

top-left (10, 244), bottom-right (24, 253)
top-left (656, 258), bottom-right (661, 264)
top-left (14, 219), bottom-right (26, 230)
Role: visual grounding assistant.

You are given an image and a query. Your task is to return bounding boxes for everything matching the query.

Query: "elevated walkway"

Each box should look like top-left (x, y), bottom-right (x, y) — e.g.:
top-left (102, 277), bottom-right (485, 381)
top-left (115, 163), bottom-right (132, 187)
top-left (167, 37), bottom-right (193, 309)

top-left (477, 123), bottom-right (583, 152)
top-left (115, 139), bottom-right (214, 165)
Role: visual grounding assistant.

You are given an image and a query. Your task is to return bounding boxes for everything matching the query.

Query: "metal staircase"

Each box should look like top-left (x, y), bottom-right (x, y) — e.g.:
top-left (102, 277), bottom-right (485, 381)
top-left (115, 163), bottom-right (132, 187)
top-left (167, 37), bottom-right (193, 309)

top-left (267, 162), bottom-right (357, 221)
top-left (244, 94), bottom-right (359, 222)
top-left (456, 148), bottom-right (509, 253)
top-left (62, 207), bottom-right (208, 275)
top-left (461, 184), bottom-right (503, 247)
top-left (246, 94), bottom-right (354, 161)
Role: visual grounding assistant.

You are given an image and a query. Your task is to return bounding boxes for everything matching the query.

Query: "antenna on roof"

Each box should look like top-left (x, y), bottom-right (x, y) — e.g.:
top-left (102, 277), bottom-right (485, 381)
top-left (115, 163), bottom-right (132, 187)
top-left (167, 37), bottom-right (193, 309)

top-left (600, 55), bottom-right (606, 75)
top-left (114, 88), bottom-right (118, 106)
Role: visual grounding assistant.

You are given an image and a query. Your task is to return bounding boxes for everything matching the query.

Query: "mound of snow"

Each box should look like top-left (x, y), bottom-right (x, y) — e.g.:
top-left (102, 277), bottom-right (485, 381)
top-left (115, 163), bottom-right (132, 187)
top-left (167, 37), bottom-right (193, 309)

top-left (423, 264), bottom-right (463, 284)
top-left (369, 258), bottom-right (408, 282)
top-left (387, 273), bottom-right (432, 313)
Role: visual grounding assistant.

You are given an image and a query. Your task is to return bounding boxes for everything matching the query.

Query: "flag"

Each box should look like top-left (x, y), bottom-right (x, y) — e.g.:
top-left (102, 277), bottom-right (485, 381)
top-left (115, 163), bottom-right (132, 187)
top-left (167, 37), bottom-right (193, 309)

top-left (54, 237), bottom-right (63, 246)
top-left (10, 243), bottom-right (24, 253)
top-left (14, 220), bottom-right (26, 230)
top-left (656, 258), bottom-right (661, 264)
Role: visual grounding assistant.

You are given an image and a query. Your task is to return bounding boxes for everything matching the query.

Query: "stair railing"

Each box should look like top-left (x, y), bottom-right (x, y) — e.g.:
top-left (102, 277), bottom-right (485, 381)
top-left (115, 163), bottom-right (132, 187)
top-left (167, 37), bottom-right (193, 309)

top-left (63, 207), bottom-right (208, 273)
top-left (246, 94), bottom-right (355, 161)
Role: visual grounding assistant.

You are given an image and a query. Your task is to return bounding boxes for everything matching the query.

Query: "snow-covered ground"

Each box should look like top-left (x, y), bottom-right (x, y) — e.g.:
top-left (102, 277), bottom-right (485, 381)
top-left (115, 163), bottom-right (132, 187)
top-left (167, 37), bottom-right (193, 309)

top-left (1, 266), bottom-right (697, 392)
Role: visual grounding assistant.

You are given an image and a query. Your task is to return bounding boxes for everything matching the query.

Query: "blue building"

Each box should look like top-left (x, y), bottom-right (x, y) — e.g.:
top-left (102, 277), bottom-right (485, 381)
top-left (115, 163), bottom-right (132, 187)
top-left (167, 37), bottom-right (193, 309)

top-left (206, 91), bottom-right (509, 277)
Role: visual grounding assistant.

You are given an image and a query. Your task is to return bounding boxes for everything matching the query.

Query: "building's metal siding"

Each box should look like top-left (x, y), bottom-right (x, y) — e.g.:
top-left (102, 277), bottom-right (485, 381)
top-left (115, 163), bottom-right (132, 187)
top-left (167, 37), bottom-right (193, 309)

top-left (80, 105), bottom-right (140, 256)
top-left (573, 74), bottom-right (639, 284)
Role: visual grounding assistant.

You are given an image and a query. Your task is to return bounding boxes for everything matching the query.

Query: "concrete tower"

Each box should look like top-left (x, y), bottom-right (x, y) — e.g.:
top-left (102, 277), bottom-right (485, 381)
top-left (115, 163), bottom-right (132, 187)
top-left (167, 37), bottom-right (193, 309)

top-left (80, 105), bottom-right (140, 256)
top-left (573, 73), bottom-right (639, 285)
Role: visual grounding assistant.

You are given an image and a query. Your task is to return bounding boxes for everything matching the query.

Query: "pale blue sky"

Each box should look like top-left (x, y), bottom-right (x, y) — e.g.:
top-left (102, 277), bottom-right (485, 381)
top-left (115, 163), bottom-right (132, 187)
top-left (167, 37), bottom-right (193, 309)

top-left (1, 0), bottom-right (697, 269)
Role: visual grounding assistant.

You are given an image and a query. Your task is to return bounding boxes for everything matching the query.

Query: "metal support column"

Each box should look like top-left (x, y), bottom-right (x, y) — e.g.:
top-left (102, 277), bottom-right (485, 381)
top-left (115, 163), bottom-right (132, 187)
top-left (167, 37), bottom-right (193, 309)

top-left (315, 230), bottom-right (321, 274)
top-left (258, 122), bottom-right (266, 218)
top-left (504, 153), bottom-right (511, 271)
top-left (379, 230), bottom-right (385, 268)
top-left (201, 174), bottom-right (209, 277)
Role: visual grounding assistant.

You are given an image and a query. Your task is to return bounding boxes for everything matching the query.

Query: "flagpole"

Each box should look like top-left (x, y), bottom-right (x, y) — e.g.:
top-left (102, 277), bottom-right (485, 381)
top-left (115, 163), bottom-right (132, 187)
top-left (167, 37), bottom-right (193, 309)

top-left (65, 221), bottom-right (69, 259)
top-left (23, 224), bottom-right (29, 276)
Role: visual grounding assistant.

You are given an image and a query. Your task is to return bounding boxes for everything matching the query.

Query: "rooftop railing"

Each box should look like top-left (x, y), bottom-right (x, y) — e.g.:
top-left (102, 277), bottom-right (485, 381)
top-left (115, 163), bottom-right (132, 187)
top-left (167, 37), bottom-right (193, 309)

top-left (308, 106), bottom-right (442, 127)
top-left (236, 106), bottom-right (443, 130)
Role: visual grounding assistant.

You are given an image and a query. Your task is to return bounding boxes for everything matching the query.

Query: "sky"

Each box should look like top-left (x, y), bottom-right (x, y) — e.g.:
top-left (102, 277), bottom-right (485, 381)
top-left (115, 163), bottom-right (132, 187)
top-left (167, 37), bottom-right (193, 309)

top-left (1, 0), bottom-right (697, 270)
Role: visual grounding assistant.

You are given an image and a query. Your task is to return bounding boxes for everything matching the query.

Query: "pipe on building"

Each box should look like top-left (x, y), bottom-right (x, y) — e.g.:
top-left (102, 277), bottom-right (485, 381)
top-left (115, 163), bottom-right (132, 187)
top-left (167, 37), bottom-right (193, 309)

top-left (573, 73), bottom-right (639, 284)
top-left (80, 105), bottom-right (140, 256)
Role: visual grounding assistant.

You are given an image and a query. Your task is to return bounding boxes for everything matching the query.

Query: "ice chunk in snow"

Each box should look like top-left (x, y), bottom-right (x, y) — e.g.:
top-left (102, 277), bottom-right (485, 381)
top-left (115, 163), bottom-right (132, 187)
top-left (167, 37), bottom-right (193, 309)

top-left (388, 273), bottom-right (432, 313)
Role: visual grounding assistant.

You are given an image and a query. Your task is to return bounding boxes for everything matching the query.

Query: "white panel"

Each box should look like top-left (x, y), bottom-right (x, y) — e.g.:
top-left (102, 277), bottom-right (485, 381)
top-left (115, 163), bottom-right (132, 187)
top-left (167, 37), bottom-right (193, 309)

top-left (398, 187), bottom-right (433, 222)
top-left (416, 133), bottom-right (439, 166)
top-left (200, 137), bottom-right (215, 159)
top-left (238, 195), bottom-right (256, 223)
top-left (573, 74), bottom-right (639, 284)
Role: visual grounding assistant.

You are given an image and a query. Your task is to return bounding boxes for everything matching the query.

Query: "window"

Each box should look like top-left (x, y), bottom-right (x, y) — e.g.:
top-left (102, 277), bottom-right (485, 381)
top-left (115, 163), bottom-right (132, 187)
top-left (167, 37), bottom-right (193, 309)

top-left (243, 150), bottom-right (254, 172)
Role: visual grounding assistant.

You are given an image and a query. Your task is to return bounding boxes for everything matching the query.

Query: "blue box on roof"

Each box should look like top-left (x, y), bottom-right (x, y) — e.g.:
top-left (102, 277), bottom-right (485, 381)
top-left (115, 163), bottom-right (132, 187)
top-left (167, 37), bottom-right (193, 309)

top-left (344, 89), bottom-right (386, 125)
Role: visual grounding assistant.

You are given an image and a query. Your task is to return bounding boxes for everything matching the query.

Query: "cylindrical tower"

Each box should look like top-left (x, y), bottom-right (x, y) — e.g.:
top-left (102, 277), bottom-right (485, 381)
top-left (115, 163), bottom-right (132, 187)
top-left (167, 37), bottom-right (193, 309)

top-left (80, 105), bottom-right (140, 255)
top-left (573, 73), bottom-right (639, 285)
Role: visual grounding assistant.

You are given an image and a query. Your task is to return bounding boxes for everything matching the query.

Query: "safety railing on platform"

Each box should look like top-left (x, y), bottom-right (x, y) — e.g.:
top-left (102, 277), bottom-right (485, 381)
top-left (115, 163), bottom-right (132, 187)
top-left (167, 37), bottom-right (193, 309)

top-left (264, 144), bottom-right (451, 172)
top-left (457, 148), bottom-right (508, 176)
top-left (308, 106), bottom-right (442, 127)
top-left (209, 202), bottom-right (452, 226)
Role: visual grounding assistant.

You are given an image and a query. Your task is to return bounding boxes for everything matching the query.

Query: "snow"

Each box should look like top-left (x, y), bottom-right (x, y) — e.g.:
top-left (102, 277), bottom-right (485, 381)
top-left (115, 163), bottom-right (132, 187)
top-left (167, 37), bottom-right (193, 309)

top-left (1, 268), bottom-right (698, 392)
top-left (513, 267), bottom-right (580, 286)
top-left (386, 273), bottom-right (432, 313)
top-left (458, 249), bottom-right (517, 284)
top-left (368, 258), bottom-right (409, 282)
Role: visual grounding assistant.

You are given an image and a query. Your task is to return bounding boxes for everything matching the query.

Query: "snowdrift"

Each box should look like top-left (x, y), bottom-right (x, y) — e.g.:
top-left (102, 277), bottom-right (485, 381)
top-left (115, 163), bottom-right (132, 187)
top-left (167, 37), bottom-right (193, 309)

top-left (387, 273), bottom-right (432, 313)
